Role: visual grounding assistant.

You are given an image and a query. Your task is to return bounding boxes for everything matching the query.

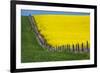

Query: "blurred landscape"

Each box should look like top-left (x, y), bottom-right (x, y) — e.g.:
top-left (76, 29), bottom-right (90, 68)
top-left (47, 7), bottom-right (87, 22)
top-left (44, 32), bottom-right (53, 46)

top-left (21, 16), bottom-right (90, 63)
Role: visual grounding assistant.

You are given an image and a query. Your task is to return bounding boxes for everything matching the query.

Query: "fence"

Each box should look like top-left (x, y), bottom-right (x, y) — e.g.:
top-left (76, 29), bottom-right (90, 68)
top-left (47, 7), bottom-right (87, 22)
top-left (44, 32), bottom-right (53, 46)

top-left (45, 41), bottom-right (90, 53)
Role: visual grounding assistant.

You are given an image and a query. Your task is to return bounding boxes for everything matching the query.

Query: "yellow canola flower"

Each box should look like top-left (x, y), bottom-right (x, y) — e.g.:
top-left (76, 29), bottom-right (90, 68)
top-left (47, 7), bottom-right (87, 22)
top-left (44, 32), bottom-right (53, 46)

top-left (33, 14), bottom-right (90, 47)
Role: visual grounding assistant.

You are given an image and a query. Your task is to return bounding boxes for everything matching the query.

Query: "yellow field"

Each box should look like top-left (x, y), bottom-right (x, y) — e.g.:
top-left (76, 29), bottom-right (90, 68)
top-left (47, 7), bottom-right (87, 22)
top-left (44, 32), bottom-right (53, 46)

top-left (33, 15), bottom-right (90, 48)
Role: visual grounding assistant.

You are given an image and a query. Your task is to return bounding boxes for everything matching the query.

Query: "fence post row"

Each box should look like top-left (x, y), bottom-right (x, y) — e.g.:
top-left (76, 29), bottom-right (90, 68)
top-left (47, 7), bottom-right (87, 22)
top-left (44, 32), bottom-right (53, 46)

top-left (45, 42), bottom-right (90, 53)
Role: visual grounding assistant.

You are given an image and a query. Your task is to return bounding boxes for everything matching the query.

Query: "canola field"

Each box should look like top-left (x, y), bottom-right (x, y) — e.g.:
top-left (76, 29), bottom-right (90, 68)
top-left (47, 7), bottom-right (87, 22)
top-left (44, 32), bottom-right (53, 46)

top-left (33, 15), bottom-right (90, 48)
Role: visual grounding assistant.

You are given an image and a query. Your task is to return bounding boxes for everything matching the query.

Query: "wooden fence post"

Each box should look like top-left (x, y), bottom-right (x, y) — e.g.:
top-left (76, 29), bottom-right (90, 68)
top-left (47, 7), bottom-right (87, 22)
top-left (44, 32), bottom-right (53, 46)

top-left (81, 43), bottom-right (84, 52)
top-left (86, 41), bottom-right (89, 52)
top-left (72, 44), bottom-right (74, 52)
top-left (77, 43), bottom-right (80, 52)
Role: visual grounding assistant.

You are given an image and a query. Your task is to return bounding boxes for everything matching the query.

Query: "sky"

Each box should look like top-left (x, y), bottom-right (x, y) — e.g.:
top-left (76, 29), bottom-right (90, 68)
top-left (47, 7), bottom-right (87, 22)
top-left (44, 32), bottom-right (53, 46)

top-left (21, 9), bottom-right (90, 16)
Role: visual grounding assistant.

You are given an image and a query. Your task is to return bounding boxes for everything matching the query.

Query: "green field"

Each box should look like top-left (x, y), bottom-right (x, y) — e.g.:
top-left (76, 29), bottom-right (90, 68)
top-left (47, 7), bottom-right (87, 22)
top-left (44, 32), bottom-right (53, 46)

top-left (21, 16), bottom-right (90, 63)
